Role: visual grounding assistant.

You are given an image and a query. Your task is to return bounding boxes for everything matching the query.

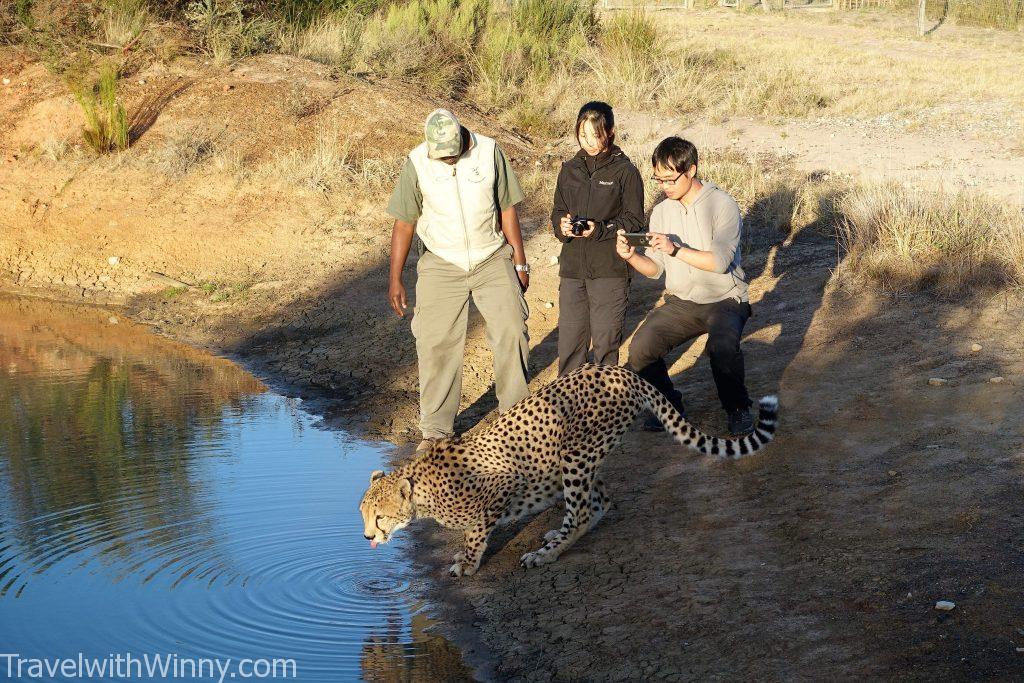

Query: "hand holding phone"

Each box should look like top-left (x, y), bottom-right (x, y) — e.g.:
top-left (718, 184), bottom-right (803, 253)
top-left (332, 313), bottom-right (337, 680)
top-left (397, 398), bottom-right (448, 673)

top-left (622, 232), bottom-right (652, 248)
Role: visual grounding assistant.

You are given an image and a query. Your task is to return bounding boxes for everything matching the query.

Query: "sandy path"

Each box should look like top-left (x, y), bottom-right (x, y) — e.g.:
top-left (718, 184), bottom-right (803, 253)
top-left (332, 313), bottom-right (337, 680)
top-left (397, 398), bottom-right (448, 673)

top-left (615, 111), bottom-right (1024, 202)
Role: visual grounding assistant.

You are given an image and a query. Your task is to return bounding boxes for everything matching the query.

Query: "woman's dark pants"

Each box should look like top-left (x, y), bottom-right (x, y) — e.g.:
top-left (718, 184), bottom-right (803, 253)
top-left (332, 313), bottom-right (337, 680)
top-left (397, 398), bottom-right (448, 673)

top-left (557, 277), bottom-right (630, 375)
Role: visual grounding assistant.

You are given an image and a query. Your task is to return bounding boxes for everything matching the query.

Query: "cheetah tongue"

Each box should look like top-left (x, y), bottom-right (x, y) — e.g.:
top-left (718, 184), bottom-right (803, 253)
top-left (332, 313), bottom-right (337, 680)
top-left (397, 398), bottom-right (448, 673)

top-left (370, 540), bottom-right (378, 549)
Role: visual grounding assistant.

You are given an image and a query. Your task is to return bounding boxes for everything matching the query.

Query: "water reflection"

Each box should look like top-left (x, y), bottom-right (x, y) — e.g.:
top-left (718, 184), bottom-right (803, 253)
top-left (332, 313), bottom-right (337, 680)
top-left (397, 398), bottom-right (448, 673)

top-left (362, 612), bottom-right (476, 682)
top-left (0, 295), bottom-right (472, 681)
top-left (0, 296), bottom-right (261, 595)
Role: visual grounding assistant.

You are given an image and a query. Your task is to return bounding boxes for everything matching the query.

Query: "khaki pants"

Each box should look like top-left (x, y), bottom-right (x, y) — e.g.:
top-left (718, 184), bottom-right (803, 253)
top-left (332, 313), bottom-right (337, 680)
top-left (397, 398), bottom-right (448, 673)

top-left (411, 244), bottom-right (530, 439)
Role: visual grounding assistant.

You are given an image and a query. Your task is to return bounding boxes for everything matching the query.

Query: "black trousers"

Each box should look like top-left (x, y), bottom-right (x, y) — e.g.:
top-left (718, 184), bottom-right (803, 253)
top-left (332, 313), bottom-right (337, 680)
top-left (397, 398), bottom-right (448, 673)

top-left (627, 295), bottom-right (752, 412)
top-left (557, 277), bottom-right (629, 375)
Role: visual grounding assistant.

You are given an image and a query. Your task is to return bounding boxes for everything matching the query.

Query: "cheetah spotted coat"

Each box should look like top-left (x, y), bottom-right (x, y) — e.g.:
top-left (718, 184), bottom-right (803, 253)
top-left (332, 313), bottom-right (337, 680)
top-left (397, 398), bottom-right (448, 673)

top-left (360, 364), bottom-right (778, 576)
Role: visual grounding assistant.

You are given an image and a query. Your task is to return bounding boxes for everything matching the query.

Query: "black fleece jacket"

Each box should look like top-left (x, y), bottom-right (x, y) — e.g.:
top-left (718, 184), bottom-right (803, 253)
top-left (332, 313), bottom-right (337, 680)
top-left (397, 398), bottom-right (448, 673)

top-left (550, 145), bottom-right (645, 279)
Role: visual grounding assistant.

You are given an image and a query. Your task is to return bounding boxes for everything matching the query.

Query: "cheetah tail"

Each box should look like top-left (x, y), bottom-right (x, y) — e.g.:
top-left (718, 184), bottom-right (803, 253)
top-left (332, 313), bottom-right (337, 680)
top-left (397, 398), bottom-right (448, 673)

top-left (640, 379), bottom-right (778, 460)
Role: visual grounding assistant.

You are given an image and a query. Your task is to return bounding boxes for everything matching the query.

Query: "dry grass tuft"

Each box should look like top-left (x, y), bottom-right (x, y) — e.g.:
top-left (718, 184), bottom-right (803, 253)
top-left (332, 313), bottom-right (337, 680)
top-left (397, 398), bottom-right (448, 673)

top-left (277, 12), bottom-right (363, 70)
top-left (271, 125), bottom-right (353, 192)
top-left (153, 123), bottom-right (225, 177)
top-left (100, 0), bottom-right (151, 48)
top-left (269, 125), bottom-right (402, 195)
top-left (837, 184), bottom-right (1024, 295)
top-left (38, 136), bottom-right (74, 161)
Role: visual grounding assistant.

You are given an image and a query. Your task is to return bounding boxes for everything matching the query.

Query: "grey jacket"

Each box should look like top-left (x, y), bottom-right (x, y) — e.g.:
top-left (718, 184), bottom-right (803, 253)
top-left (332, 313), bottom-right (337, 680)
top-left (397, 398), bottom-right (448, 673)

top-left (646, 182), bottom-right (748, 303)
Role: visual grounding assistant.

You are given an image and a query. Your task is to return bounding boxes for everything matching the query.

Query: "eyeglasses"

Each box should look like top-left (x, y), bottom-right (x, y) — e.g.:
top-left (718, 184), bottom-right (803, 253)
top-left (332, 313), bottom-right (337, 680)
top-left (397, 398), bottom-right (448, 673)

top-left (649, 171), bottom-right (685, 186)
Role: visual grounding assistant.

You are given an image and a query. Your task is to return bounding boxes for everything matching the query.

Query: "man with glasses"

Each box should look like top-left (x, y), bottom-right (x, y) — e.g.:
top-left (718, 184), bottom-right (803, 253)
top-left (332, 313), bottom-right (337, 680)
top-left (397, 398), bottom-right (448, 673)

top-left (615, 137), bottom-right (755, 435)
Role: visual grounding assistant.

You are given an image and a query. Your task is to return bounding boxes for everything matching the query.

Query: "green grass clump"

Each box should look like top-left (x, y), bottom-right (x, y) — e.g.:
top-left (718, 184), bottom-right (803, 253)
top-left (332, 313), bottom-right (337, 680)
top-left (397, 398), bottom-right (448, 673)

top-left (71, 63), bottom-right (130, 154)
top-left (162, 285), bottom-right (188, 299)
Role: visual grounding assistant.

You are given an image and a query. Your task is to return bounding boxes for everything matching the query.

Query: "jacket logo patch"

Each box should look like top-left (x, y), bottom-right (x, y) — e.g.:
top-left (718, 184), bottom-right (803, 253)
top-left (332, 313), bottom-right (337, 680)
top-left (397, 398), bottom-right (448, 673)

top-left (597, 180), bottom-right (614, 186)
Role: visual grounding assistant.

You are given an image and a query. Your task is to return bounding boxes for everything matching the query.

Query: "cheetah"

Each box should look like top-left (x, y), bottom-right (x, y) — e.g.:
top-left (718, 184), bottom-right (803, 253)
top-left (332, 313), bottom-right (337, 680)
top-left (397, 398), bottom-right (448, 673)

top-left (360, 364), bottom-right (778, 576)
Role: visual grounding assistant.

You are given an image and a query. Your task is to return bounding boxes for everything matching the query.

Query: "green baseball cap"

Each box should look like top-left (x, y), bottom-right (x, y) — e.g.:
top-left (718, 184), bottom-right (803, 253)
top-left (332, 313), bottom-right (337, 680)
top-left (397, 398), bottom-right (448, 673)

top-left (425, 108), bottom-right (463, 160)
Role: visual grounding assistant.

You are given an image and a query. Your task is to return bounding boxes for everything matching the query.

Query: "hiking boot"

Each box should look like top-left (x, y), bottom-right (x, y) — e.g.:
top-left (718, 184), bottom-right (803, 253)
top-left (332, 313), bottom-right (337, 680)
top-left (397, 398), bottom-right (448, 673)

top-left (416, 438), bottom-right (438, 454)
top-left (641, 414), bottom-right (665, 432)
top-left (641, 400), bottom-right (685, 432)
top-left (727, 407), bottom-right (754, 436)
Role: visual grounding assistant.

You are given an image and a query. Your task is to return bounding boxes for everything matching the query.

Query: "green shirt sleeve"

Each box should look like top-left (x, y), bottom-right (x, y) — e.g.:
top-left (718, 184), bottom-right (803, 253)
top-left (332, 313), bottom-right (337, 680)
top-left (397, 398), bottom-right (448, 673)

top-left (387, 158), bottom-right (422, 223)
top-left (494, 145), bottom-right (524, 211)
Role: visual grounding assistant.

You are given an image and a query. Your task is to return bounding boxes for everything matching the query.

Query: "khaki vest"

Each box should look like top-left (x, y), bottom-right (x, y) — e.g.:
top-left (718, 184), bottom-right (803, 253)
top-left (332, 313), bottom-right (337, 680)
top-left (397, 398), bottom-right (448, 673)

top-left (409, 133), bottom-right (505, 271)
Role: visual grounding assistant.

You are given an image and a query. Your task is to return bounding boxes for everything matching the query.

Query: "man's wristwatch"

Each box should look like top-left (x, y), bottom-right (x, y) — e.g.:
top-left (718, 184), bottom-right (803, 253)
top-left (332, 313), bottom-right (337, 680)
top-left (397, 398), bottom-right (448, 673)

top-left (669, 244), bottom-right (681, 258)
top-left (514, 263), bottom-right (530, 274)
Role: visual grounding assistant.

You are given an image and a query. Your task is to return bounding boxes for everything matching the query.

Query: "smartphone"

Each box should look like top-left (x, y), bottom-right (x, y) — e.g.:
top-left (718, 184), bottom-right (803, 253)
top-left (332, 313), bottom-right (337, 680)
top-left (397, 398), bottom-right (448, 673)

top-left (622, 232), bottom-right (652, 247)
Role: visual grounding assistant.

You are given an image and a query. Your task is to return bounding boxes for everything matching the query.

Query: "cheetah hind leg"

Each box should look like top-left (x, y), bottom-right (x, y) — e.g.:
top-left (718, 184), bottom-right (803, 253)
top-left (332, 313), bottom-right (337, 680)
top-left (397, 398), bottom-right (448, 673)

top-left (588, 477), bottom-right (610, 530)
top-left (542, 478), bottom-right (608, 542)
top-left (522, 476), bottom-right (598, 568)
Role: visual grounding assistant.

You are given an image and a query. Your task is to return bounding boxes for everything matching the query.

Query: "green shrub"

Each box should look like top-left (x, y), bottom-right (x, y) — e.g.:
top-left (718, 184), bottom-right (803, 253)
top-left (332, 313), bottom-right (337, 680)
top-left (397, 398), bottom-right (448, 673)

top-left (71, 63), bottom-right (130, 154)
top-left (356, 0), bottom-right (489, 94)
top-left (0, 0), bottom-right (34, 41)
top-left (184, 0), bottom-right (277, 63)
top-left (473, 0), bottom-right (595, 124)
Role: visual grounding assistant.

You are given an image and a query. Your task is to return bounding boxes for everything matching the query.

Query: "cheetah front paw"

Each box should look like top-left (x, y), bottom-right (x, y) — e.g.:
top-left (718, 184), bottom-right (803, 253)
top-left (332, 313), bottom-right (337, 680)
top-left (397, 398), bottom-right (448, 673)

top-left (520, 549), bottom-right (555, 568)
top-left (448, 561), bottom-right (476, 577)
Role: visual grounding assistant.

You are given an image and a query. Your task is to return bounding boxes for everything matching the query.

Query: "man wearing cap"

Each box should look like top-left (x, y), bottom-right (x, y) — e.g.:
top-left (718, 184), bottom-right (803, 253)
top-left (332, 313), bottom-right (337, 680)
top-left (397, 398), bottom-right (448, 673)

top-left (387, 109), bottom-right (531, 453)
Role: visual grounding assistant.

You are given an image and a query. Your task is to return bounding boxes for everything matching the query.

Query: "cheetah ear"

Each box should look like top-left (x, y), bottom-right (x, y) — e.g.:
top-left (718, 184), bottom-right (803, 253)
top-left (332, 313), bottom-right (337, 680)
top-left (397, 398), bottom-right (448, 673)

top-left (370, 470), bottom-right (385, 483)
top-left (398, 478), bottom-right (412, 500)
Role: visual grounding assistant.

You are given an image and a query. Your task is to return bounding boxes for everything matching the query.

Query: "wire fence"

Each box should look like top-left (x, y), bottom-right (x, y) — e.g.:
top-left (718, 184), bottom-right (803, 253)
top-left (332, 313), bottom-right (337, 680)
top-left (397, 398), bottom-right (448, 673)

top-left (600, 0), bottom-right (897, 9)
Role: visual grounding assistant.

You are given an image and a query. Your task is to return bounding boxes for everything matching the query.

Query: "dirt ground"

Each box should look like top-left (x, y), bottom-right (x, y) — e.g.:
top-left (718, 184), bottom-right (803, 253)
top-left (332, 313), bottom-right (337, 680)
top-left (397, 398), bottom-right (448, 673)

top-left (3, 15), bottom-right (1024, 679)
top-left (416, 236), bottom-right (1024, 681)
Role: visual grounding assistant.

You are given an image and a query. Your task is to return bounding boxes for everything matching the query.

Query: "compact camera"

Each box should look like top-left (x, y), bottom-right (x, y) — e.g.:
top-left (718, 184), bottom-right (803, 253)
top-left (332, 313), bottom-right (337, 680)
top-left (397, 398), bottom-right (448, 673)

top-left (570, 217), bottom-right (590, 236)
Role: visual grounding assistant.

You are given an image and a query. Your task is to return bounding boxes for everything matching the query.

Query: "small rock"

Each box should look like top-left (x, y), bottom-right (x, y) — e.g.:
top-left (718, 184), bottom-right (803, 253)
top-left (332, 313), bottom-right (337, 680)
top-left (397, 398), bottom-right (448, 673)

top-left (888, 470), bottom-right (897, 477)
top-left (222, 84), bottom-right (233, 92)
top-left (548, 255), bottom-right (558, 266)
top-left (970, 343), bottom-right (983, 353)
top-left (2, 78), bottom-right (10, 86)
top-left (108, 256), bottom-right (120, 266)
top-left (927, 378), bottom-right (949, 387)
top-left (138, 79), bottom-right (146, 85)
top-left (989, 376), bottom-right (1005, 384)
top-left (544, 301), bottom-right (554, 308)
top-left (935, 600), bottom-right (956, 611)
top-left (108, 316), bottom-right (119, 325)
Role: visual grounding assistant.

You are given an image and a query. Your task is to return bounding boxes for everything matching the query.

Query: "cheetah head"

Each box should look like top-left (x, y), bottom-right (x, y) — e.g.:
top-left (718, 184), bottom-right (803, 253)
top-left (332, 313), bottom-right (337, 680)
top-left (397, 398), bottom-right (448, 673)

top-left (359, 470), bottom-right (414, 548)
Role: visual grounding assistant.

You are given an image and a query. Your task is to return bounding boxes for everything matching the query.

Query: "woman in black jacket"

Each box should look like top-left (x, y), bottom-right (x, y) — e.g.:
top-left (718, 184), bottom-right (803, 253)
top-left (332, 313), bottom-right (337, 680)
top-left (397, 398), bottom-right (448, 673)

top-left (552, 101), bottom-right (645, 375)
